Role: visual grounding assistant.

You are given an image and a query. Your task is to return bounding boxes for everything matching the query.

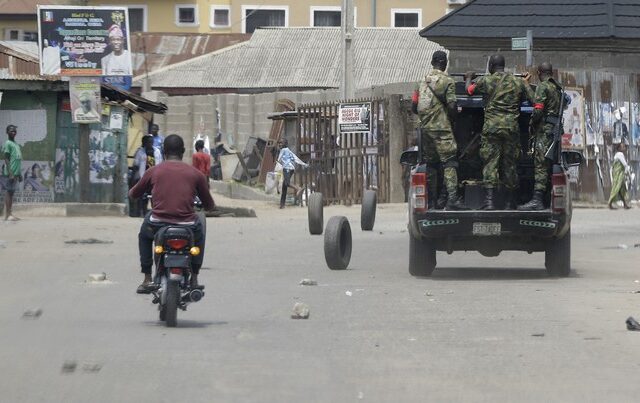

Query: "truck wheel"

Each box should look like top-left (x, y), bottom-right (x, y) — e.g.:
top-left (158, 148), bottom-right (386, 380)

top-left (308, 193), bottom-right (324, 235)
top-left (545, 229), bottom-right (571, 277)
top-left (324, 216), bottom-right (352, 270)
top-left (361, 190), bottom-right (377, 231)
top-left (408, 232), bottom-right (436, 276)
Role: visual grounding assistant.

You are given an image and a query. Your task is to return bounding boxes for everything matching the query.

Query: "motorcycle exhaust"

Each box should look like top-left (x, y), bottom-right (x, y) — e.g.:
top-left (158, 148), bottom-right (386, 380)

top-left (182, 289), bottom-right (204, 303)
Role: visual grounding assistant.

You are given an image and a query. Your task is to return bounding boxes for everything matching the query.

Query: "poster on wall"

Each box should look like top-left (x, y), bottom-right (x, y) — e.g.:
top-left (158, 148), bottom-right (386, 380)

top-left (612, 102), bottom-right (630, 145)
top-left (0, 161), bottom-right (54, 203)
top-left (585, 104), bottom-right (597, 146)
top-left (37, 6), bottom-right (132, 76)
top-left (70, 76), bottom-right (102, 124)
top-left (89, 129), bottom-right (117, 184)
top-left (339, 102), bottom-right (372, 133)
top-left (600, 103), bottom-right (613, 133)
top-left (631, 103), bottom-right (640, 146)
top-left (562, 88), bottom-right (585, 150)
top-left (54, 147), bottom-right (79, 195)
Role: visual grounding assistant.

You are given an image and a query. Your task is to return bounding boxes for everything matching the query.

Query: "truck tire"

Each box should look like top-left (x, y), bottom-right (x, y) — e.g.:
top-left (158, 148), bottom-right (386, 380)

top-left (324, 216), bottom-right (352, 270)
top-left (545, 228), bottom-right (571, 277)
top-left (308, 193), bottom-right (324, 235)
top-left (361, 190), bottom-right (377, 231)
top-left (408, 232), bottom-right (436, 276)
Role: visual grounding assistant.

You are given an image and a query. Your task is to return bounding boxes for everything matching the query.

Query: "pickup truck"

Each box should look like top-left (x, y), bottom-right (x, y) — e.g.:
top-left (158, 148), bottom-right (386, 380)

top-left (402, 78), bottom-right (583, 277)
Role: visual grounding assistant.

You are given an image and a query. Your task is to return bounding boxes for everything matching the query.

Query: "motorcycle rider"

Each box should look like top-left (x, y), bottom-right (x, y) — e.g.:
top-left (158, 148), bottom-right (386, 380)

top-left (129, 134), bottom-right (215, 293)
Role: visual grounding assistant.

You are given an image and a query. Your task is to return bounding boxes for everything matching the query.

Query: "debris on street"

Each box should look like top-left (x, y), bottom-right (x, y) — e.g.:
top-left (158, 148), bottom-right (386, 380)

top-left (299, 279), bottom-right (318, 286)
top-left (65, 238), bottom-right (113, 245)
top-left (291, 302), bottom-right (310, 319)
top-left (82, 363), bottom-right (103, 373)
top-left (88, 273), bottom-right (107, 282)
top-left (625, 317), bottom-right (640, 331)
top-left (61, 361), bottom-right (77, 374)
top-left (22, 308), bottom-right (43, 319)
top-left (531, 333), bottom-right (545, 337)
top-left (345, 290), bottom-right (353, 296)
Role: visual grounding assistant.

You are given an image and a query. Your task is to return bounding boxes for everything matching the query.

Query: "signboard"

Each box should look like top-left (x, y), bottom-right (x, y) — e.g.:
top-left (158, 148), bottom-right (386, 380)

top-left (338, 102), bottom-right (371, 133)
top-left (511, 37), bottom-right (529, 50)
top-left (69, 76), bottom-right (102, 124)
top-left (101, 75), bottom-right (132, 90)
top-left (37, 6), bottom-right (132, 76)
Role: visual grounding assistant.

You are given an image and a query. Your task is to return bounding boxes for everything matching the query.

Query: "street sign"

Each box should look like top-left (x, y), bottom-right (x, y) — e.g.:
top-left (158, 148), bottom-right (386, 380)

top-left (511, 37), bottom-right (529, 50)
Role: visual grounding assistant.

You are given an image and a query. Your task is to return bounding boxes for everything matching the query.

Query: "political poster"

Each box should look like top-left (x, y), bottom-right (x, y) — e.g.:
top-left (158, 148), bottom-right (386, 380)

top-left (70, 76), bottom-right (102, 124)
top-left (562, 88), bottom-right (585, 150)
top-left (339, 103), bottom-right (371, 133)
top-left (37, 6), bottom-right (132, 76)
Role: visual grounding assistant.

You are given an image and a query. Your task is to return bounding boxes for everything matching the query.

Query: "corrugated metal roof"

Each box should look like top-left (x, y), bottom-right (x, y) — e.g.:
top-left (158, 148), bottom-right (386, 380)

top-left (420, 0), bottom-right (640, 39)
top-left (135, 27), bottom-right (444, 90)
top-left (130, 33), bottom-right (250, 78)
top-left (0, 41), bottom-right (57, 81)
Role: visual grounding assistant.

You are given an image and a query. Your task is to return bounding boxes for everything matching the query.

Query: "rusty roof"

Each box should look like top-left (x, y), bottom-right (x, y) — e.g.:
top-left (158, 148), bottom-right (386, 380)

top-left (130, 33), bottom-right (250, 78)
top-left (0, 0), bottom-right (78, 15)
top-left (0, 41), bottom-right (58, 81)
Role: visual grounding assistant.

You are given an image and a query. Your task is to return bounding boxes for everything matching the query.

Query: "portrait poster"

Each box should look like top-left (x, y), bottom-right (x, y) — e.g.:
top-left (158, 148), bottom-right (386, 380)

top-left (562, 88), bottom-right (585, 150)
top-left (37, 6), bottom-right (132, 76)
top-left (600, 103), bottom-right (613, 133)
top-left (611, 102), bottom-right (630, 145)
top-left (70, 76), bottom-right (101, 124)
top-left (631, 103), bottom-right (640, 145)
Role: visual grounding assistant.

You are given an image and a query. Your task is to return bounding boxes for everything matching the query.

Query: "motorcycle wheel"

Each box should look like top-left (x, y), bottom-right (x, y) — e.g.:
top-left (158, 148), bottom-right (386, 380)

top-left (159, 305), bottom-right (166, 321)
top-left (165, 280), bottom-right (179, 327)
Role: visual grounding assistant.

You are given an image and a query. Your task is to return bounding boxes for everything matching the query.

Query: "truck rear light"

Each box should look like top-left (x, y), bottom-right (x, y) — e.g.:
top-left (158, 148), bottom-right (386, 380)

top-left (551, 173), bottom-right (567, 213)
top-left (411, 172), bottom-right (427, 213)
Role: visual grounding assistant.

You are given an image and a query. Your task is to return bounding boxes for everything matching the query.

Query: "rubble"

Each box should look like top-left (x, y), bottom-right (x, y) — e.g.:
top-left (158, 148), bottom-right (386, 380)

top-left (61, 361), bottom-right (77, 374)
top-left (291, 302), bottom-right (310, 319)
top-left (88, 273), bottom-right (107, 282)
top-left (299, 279), bottom-right (318, 286)
top-left (22, 308), bottom-right (43, 319)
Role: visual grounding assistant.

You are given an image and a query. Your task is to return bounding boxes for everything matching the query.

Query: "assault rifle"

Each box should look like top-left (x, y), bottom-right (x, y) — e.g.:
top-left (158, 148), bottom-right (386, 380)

top-left (544, 87), bottom-right (567, 162)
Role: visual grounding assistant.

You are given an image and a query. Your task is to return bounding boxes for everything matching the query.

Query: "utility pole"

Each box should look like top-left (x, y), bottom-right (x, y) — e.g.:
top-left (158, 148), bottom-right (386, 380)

top-left (340, 0), bottom-right (354, 100)
top-left (526, 29), bottom-right (533, 68)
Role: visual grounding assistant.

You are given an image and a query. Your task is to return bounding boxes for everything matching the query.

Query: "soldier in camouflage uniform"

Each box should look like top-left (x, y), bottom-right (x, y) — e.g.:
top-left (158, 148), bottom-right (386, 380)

top-left (412, 50), bottom-right (466, 210)
top-left (465, 54), bottom-right (533, 210)
top-left (518, 62), bottom-right (563, 210)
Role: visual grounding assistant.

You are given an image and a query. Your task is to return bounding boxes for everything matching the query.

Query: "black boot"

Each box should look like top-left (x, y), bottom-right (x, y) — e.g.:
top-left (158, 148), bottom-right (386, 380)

top-left (517, 190), bottom-right (545, 211)
top-left (503, 189), bottom-right (516, 210)
top-left (445, 190), bottom-right (469, 210)
top-left (481, 188), bottom-right (496, 210)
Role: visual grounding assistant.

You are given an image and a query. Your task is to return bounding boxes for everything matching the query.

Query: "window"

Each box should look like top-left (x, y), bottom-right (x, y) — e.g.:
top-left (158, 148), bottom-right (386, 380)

top-left (127, 6), bottom-right (148, 32)
top-left (242, 6), bottom-right (288, 34)
top-left (311, 7), bottom-right (341, 27)
top-left (4, 29), bottom-right (38, 41)
top-left (175, 4), bottom-right (199, 26)
top-left (391, 9), bottom-right (422, 28)
top-left (210, 5), bottom-right (230, 28)
top-left (23, 31), bottom-right (38, 42)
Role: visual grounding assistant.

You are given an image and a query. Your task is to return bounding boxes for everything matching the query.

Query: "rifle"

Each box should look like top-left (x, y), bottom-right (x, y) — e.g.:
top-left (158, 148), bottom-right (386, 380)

top-left (459, 132), bottom-right (481, 160)
top-left (544, 86), bottom-right (566, 162)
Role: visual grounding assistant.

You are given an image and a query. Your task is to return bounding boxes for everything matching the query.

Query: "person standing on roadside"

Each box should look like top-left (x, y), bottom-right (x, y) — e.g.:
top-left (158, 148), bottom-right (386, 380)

top-left (2, 125), bottom-right (22, 221)
top-left (149, 124), bottom-right (164, 163)
top-left (192, 140), bottom-right (211, 188)
top-left (277, 138), bottom-right (308, 209)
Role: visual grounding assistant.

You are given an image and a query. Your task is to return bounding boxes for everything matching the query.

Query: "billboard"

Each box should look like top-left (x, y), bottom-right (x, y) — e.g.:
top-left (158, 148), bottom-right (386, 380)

top-left (37, 6), bottom-right (132, 76)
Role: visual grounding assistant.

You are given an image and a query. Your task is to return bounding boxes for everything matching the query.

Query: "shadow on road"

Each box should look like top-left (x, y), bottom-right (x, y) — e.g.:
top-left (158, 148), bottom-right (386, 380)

top-left (425, 267), bottom-right (577, 281)
top-left (142, 320), bottom-right (228, 329)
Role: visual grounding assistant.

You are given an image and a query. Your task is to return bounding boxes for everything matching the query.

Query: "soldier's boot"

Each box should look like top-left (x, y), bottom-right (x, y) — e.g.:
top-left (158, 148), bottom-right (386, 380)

top-left (517, 190), bottom-right (545, 211)
top-left (480, 188), bottom-right (496, 210)
top-left (503, 189), bottom-right (517, 210)
top-left (445, 190), bottom-right (469, 211)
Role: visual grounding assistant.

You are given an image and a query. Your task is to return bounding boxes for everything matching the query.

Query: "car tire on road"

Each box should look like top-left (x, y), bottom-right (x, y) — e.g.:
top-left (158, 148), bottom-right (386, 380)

top-left (545, 228), bottom-right (571, 277)
top-left (308, 193), bottom-right (324, 235)
top-left (408, 231), bottom-right (436, 276)
top-left (324, 216), bottom-right (352, 270)
top-left (361, 190), bottom-right (377, 231)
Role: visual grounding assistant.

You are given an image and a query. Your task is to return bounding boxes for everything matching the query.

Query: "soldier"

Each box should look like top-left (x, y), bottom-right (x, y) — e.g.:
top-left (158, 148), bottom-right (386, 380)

top-left (412, 50), bottom-right (466, 210)
top-left (465, 54), bottom-right (533, 210)
top-left (518, 62), bottom-right (563, 210)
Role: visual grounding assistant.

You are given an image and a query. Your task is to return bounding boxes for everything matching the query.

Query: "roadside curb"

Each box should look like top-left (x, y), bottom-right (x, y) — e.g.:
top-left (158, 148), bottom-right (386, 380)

top-left (211, 180), bottom-right (279, 202)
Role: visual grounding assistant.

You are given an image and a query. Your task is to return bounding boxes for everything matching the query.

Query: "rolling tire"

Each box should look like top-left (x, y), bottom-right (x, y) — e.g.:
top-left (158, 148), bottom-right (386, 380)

top-left (165, 280), bottom-right (180, 327)
top-left (159, 305), bottom-right (166, 321)
top-left (308, 193), bottom-right (324, 235)
top-left (324, 216), bottom-right (352, 270)
top-left (545, 228), bottom-right (571, 277)
top-left (361, 190), bottom-right (377, 231)
top-left (408, 232), bottom-right (436, 276)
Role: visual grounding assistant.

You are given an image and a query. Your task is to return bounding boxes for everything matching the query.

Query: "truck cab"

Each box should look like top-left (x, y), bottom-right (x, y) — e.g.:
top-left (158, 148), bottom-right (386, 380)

top-left (402, 76), bottom-right (583, 277)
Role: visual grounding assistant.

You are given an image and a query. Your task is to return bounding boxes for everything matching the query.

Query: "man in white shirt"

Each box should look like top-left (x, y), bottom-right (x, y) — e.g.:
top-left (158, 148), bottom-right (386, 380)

top-left (101, 24), bottom-right (132, 76)
top-left (41, 39), bottom-right (61, 75)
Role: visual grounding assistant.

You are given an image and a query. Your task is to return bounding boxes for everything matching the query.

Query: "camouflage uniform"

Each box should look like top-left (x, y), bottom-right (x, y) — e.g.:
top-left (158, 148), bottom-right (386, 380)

top-left (469, 72), bottom-right (533, 190)
top-left (416, 68), bottom-right (458, 196)
top-left (530, 77), bottom-right (562, 192)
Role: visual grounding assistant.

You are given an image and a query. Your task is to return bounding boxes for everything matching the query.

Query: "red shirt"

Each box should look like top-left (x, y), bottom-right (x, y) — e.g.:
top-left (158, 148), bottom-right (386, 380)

top-left (192, 152), bottom-right (211, 178)
top-left (129, 160), bottom-right (215, 223)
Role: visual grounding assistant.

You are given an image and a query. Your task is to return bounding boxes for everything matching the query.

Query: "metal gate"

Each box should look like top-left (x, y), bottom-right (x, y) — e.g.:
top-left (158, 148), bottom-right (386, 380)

top-left (295, 99), bottom-right (390, 204)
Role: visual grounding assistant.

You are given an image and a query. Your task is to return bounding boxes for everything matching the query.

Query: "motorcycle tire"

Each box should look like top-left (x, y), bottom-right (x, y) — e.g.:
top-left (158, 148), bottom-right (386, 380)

top-left (165, 279), bottom-right (179, 327)
top-left (159, 305), bottom-right (166, 321)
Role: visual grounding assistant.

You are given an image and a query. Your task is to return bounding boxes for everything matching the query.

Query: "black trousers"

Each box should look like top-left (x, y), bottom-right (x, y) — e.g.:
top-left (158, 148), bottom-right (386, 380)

top-left (280, 169), bottom-right (295, 207)
top-left (138, 212), bottom-right (206, 275)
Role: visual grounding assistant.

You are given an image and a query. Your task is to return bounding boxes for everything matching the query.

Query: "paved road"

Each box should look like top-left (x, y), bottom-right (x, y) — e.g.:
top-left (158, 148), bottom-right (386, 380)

top-left (1, 204), bottom-right (639, 402)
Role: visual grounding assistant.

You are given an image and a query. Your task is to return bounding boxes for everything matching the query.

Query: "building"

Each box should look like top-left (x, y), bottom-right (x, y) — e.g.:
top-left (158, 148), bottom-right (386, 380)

top-left (0, 0), bottom-right (79, 42)
top-left (84, 0), bottom-right (470, 34)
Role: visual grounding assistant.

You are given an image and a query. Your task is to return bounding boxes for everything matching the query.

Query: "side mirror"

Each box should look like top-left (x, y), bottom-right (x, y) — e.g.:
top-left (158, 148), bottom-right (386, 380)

top-left (562, 150), bottom-right (583, 167)
top-left (400, 147), bottom-right (419, 166)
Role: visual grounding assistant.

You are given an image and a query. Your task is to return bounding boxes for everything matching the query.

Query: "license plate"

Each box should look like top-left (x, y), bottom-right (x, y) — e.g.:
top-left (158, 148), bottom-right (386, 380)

top-left (472, 222), bottom-right (501, 236)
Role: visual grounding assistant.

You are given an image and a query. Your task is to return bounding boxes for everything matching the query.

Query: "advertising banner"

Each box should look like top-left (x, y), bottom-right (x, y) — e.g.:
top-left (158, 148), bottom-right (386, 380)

top-left (70, 76), bottom-right (102, 124)
top-left (37, 6), bottom-right (132, 76)
top-left (339, 102), bottom-right (371, 133)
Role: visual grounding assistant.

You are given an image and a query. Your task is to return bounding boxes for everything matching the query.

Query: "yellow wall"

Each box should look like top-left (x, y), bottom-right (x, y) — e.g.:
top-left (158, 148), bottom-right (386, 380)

top-left (0, 19), bottom-right (39, 39)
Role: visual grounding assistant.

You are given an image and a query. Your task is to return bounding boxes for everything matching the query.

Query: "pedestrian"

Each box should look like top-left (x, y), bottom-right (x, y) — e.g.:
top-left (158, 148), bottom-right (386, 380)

top-left (192, 139), bottom-right (211, 188)
top-left (2, 125), bottom-right (22, 221)
top-left (132, 134), bottom-right (161, 215)
top-left (411, 50), bottom-right (466, 210)
top-left (518, 62), bottom-right (564, 210)
top-left (277, 138), bottom-right (308, 209)
top-left (608, 142), bottom-right (632, 209)
top-left (465, 54), bottom-right (534, 210)
top-left (148, 124), bottom-right (164, 163)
